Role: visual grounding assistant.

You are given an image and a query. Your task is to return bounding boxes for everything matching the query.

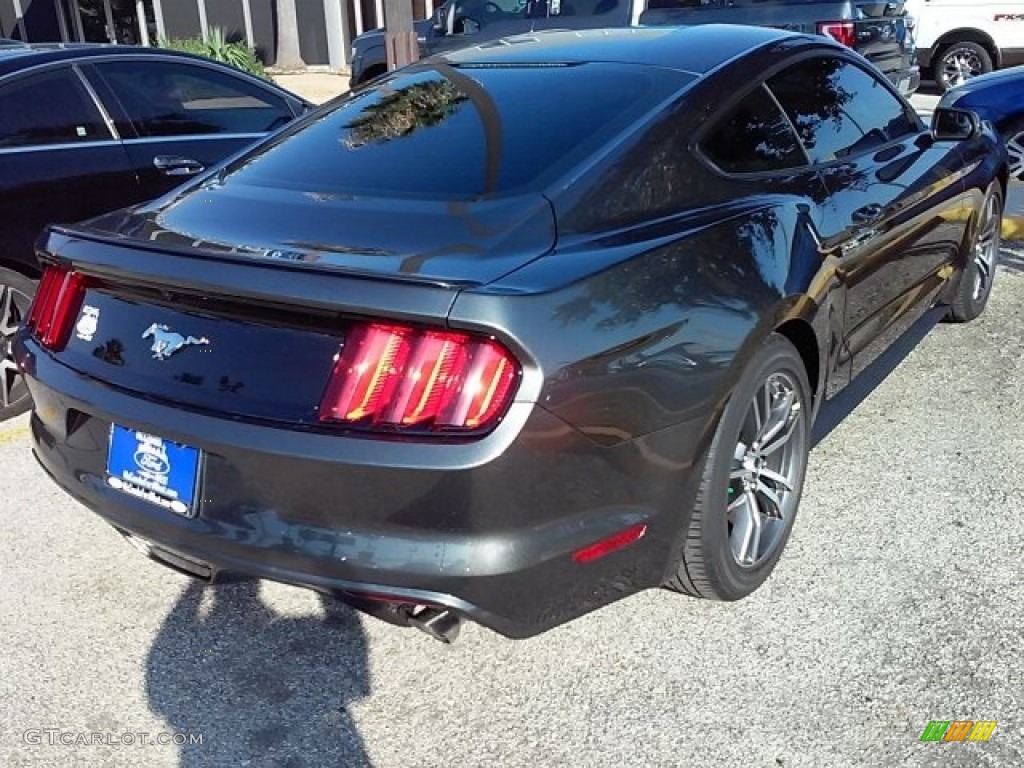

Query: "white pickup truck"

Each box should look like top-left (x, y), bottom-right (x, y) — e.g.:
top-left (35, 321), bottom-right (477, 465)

top-left (905, 0), bottom-right (1024, 90)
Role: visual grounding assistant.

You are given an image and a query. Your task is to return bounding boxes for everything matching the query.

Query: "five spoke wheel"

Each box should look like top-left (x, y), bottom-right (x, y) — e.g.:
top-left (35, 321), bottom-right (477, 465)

top-left (727, 372), bottom-right (805, 567)
top-left (1007, 128), bottom-right (1024, 183)
top-left (666, 333), bottom-right (811, 601)
top-left (971, 189), bottom-right (1001, 302)
top-left (0, 268), bottom-right (35, 419)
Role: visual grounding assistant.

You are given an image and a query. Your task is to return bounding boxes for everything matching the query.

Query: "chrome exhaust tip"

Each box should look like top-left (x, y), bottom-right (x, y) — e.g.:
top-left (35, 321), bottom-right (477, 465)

top-left (407, 606), bottom-right (462, 644)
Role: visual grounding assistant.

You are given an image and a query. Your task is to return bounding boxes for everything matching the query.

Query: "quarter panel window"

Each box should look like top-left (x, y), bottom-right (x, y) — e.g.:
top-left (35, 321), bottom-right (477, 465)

top-left (0, 69), bottom-right (108, 148)
top-left (94, 60), bottom-right (292, 138)
top-left (700, 85), bottom-right (805, 174)
top-left (767, 56), bottom-right (916, 164)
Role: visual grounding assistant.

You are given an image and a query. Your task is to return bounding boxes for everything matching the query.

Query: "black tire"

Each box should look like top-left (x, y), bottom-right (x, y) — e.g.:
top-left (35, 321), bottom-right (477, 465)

top-left (0, 265), bottom-right (37, 421)
top-left (947, 183), bottom-right (1003, 323)
top-left (934, 41), bottom-right (994, 92)
top-left (667, 333), bottom-right (811, 601)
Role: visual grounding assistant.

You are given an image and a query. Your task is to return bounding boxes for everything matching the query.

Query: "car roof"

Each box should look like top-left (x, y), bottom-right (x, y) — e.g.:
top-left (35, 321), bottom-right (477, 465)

top-left (0, 43), bottom-right (309, 103)
top-left (442, 25), bottom-right (817, 75)
top-left (0, 43), bottom-right (233, 77)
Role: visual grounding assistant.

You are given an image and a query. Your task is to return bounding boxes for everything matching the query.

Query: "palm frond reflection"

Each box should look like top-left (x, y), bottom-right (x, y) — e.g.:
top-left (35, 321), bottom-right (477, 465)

top-left (342, 80), bottom-right (469, 149)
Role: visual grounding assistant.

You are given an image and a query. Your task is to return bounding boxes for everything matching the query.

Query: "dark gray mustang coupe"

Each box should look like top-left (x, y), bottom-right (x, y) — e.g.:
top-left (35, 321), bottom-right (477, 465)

top-left (15, 25), bottom-right (1007, 641)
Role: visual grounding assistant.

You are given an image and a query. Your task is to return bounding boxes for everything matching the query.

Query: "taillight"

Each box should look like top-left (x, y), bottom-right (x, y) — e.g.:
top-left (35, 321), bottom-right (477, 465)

top-left (26, 264), bottom-right (88, 350)
top-left (817, 21), bottom-right (857, 48)
top-left (319, 322), bottom-right (520, 434)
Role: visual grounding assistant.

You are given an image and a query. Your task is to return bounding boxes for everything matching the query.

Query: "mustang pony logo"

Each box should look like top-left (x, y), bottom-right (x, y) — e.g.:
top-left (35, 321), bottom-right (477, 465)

top-left (142, 323), bottom-right (210, 360)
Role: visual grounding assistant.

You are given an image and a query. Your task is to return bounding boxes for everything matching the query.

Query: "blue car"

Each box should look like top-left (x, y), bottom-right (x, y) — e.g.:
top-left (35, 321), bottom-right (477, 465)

top-left (938, 65), bottom-right (1024, 181)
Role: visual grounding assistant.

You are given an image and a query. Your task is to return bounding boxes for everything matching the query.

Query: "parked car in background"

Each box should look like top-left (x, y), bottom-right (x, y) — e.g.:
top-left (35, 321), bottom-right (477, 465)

top-left (0, 44), bottom-right (311, 420)
top-left (350, 0), bottom-right (920, 96)
top-left (16, 26), bottom-right (1006, 642)
top-left (938, 64), bottom-right (1024, 180)
top-left (905, 0), bottom-right (1024, 91)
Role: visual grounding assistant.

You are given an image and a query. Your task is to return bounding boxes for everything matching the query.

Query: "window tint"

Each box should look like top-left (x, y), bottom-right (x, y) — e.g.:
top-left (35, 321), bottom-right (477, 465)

top-left (0, 69), bottom-right (108, 149)
top-left (452, 0), bottom-right (619, 34)
top-left (767, 57), bottom-right (916, 164)
top-left (94, 60), bottom-right (292, 138)
top-left (700, 85), bottom-right (805, 173)
top-left (229, 63), bottom-right (691, 200)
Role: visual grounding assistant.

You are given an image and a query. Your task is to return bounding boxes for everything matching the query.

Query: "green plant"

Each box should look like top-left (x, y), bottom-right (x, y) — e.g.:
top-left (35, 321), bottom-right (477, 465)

top-left (159, 27), bottom-right (267, 79)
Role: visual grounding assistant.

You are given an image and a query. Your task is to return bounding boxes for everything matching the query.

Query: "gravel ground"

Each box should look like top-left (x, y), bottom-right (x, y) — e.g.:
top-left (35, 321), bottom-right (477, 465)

top-left (0, 247), bottom-right (1022, 768)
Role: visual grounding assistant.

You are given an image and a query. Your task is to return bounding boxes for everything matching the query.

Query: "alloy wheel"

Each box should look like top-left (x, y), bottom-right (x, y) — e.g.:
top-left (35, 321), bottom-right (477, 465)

top-left (941, 49), bottom-right (984, 88)
top-left (1008, 130), bottom-right (1024, 183)
top-left (0, 280), bottom-right (32, 412)
top-left (972, 191), bottom-right (1001, 301)
top-left (727, 372), bottom-right (806, 568)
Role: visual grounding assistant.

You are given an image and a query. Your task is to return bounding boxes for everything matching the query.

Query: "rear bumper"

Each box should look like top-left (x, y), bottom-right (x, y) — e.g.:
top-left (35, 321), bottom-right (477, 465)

top-left (19, 338), bottom-right (698, 639)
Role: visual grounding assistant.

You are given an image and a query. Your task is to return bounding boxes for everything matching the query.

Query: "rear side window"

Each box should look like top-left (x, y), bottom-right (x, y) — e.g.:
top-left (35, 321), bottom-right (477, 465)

top-left (92, 60), bottom-right (293, 138)
top-left (228, 63), bottom-right (691, 200)
top-left (767, 56), bottom-right (917, 164)
top-left (0, 68), bottom-right (108, 149)
top-left (700, 85), bottom-right (805, 174)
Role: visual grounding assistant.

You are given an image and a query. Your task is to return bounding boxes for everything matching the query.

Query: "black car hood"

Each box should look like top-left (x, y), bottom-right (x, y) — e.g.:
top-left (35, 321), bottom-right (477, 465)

top-left (79, 179), bottom-right (557, 288)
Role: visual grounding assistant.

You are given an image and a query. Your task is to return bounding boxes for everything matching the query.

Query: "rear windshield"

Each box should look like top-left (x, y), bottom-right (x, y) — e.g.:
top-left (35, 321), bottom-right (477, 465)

top-left (227, 62), bottom-right (691, 200)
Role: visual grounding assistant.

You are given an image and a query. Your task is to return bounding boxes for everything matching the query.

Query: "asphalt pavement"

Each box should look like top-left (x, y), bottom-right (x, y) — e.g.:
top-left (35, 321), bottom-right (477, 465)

top-left (1, 83), bottom-right (1023, 767)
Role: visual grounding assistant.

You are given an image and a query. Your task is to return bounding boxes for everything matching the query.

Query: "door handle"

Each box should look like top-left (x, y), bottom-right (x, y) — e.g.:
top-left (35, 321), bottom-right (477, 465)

top-left (153, 155), bottom-right (205, 177)
top-left (851, 203), bottom-right (884, 224)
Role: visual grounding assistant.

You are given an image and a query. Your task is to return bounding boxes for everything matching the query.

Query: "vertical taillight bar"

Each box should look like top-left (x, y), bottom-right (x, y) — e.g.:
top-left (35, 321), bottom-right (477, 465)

top-left (27, 265), bottom-right (88, 351)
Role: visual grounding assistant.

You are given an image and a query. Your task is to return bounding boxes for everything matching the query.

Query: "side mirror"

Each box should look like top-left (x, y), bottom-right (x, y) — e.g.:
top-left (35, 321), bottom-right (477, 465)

top-left (932, 107), bottom-right (981, 141)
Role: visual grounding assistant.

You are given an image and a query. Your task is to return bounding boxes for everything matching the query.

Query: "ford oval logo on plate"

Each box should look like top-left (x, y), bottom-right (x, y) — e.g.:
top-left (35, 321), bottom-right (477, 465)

top-left (106, 425), bottom-right (201, 517)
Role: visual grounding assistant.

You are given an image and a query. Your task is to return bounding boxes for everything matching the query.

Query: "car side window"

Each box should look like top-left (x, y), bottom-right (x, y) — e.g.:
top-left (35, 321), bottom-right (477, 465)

top-left (767, 56), bottom-right (917, 165)
top-left (92, 60), bottom-right (293, 138)
top-left (700, 85), bottom-right (806, 174)
top-left (453, 0), bottom-right (618, 33)
top-left (0, 68), bottom-right (108, 149)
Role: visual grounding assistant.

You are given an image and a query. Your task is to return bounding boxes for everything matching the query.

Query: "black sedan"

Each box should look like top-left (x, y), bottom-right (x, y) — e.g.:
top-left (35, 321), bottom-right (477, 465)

top-left (0, 44), bottom-right (311, 420)
top-left (15, 26), bottom-right (1008, 642)
top-left (937, 64), bottom-right (1024, 182)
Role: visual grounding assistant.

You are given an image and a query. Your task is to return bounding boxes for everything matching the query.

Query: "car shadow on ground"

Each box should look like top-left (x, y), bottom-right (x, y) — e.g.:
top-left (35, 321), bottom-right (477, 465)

top-left (812, 306), bottom-right (945, 447)
top-left (146, 579), bottom-right (373, 768)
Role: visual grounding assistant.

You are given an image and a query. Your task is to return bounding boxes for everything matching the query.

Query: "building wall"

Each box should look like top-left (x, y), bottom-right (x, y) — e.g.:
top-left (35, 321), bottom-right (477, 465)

top-left (161, 2), bottom-right (202, 41)
top-left (296, 0), bottom-right (328, 67)
top-left (3, 0), bottom-right (412, 68)
top-left (3, 0), bottom-right (64, 41)
top-left (205, 0), bottom-right (247, 42)
top-left (0, 1), bottom-right (18, 39)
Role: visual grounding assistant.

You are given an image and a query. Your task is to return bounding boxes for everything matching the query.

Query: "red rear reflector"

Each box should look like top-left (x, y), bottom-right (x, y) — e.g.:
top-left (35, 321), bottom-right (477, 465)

top-left (572, 524), bottom-right (648, 564)
top-left (319, 322), bottom-right (520, 433)
top-left (27, 265), bottom-right (88, 351)
top-left (817, 21), bottom-right (857, 48)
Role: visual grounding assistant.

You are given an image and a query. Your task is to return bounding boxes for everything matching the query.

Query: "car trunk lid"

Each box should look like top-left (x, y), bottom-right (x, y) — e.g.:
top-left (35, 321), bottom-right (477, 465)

top-left (26, 218), bottom-right (536, 426)
top-left (82, 179), bottom-right (557, 289)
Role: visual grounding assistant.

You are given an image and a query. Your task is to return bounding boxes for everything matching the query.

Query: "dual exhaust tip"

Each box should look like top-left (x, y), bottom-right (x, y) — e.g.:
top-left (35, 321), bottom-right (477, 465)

top-left (121, 532), bottom-right (465, 643)
top-left (407, 606), bottom-right (462, 644)
top-left (338, 591), bottom-right (463, 643)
